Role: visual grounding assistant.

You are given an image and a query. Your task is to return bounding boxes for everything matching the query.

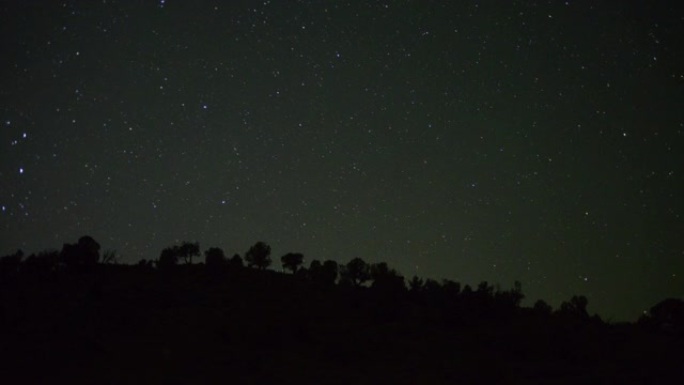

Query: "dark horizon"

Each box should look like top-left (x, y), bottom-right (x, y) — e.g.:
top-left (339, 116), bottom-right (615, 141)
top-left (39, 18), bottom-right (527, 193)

top-left (2, 236), bottom-right (683, 383)
top-left (0, 235), bottom-right (679, 324)
top-left (1, 1), bottom-right (683, 323)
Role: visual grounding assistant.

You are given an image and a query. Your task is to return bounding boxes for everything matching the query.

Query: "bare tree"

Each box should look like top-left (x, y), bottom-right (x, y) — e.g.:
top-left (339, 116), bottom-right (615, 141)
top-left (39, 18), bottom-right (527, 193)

top-left (101, 250), bottom-right (119, 265)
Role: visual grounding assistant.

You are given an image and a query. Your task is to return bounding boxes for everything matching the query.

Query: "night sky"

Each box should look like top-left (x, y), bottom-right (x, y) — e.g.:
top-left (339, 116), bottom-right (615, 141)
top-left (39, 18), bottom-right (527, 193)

top-left (1, 1), bottom-right (683, 321)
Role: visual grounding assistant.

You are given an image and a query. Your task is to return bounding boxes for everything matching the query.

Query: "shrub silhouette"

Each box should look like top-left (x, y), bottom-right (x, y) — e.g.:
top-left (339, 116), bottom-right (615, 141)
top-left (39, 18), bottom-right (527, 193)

top-left (22, 250), bottom-right (60, 274)
top-left (533, 299), bottom-right (553, 316)
top-left (136, 258), bottom-right (154, 272)
top-left (245, 241), bottom-right (271, 270)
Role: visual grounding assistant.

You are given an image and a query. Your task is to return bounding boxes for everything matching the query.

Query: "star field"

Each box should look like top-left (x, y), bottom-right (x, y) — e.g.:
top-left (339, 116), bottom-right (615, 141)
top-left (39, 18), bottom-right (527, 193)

top-left (1, 1), bottom-right (683, 321)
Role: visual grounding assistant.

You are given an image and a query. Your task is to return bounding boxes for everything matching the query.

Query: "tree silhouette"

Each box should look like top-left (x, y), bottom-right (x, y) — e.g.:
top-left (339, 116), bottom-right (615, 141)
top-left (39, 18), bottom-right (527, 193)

top-left (22, 250), bottom-right (59, 274)
top-left (245, 241), bottom-right (271, 270)
top-left (136, 259), bottom-right (154, 272)
top-left (322, 260), bottom-right (339, 284)
top-left (308, 259), bottom-right (322, 281)
top-left (559, 295), bottom-right (589, 319)
top-left (229, 253), bottom-right (244, 268)
top-left (78, 235), bottom-right (101, 262)
top-left (60, 236), bottom-right (101, 271)
top-left (511, 280), bottom-right (524, 306)
top-left (158, 246), bottom-right (180, 269)
top-left (0, 249), bottom-right (23, 276)
top-left (408, 276), bottom-right (424, 292)
top-left (495, 281), bottom-right (524, 308)
top-left (179, 241), bottom-right (200, 264)
top-left (370, 261), bottom-right (390, 280)
top-left (442, 279), bottom-right (461, 297)
top-left (309, 259), bottom-right (322, 271)
top-left (281, 252), bottom-right (304, 274)
top-left (341, 257), bottom-right (370, 287)
top-left (101, 250), bottom-right (119, 264)
top-left (533, 299), bottom-right (553, 316)
top-left (476, 281), bottom-right (494, 297)
top-left (370, 262), bottom-right (405, 292)
top-left (205, 247), bottom-right (226, 268)
top-left (60, 243), bottom-right (79, 268)
top-left (643, 298), bottom-right (684, 333)
top-left (309, 259), bottom-right (338, 285)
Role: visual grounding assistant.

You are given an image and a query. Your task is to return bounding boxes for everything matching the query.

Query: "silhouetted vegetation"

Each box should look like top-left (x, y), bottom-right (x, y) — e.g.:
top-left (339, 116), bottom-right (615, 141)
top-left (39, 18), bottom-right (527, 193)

top-left (0, 249), bottom-right (22, 275)
top-left (280, 252), bottom-right (304, 274)
top-left (340, 257), bottom-right (371, 286)
top-left (1, 236), bottom-right (682, 384)
top-left (229, 253), bottom-right (244, 268)
top-left (640, 298), bottom-right (684, 335)
top-left (244, 241), bottom-right (271, 270)
top-left (204, 246), bottom-right (227, 268)
top-left (307, 259), bottom-right (338, 286)
top-left (60, 235), bottom-right (101, 272)
top-left (158, 244), bottom-right (180, 269)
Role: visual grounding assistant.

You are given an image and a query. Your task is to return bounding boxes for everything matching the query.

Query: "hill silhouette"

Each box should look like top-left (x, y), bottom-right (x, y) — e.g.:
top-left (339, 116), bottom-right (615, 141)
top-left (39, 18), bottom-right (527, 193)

top-left (1, 236), bottom-right (682, 384)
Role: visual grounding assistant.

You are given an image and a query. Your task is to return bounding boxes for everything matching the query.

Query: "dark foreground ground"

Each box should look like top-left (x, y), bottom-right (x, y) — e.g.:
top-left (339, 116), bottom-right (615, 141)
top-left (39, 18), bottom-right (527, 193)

top-left (1, 266), bottom-right (682, 384)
